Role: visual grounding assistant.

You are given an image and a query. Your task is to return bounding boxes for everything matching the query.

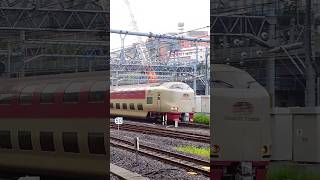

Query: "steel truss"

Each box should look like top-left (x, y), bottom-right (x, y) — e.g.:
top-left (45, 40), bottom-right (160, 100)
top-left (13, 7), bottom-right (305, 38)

top-left (211, 2), bottom-right (320, 106)
top-left (23, 40), bottom-right (108, 62)
top-left (211, 14), bottom-right (309, 74)
top-left (0, 0), bottom-right (109, 77)
top-left (211, 15), bottom-right (273, 47)
top-left (111, 63), bottom-right (193, 74)
top-left (110, 29), bottom-right (210, 94)
top-left (0, 0), bottom-right (108, 32)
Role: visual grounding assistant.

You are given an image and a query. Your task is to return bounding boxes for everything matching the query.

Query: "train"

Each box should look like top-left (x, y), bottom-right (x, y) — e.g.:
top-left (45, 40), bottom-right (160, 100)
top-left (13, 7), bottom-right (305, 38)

top-left (110, 82), bottom-right (195, 123)
top-left (0, 71), bottom-right (108, 179)
top-left (211, 64), bottom-right (272, 180)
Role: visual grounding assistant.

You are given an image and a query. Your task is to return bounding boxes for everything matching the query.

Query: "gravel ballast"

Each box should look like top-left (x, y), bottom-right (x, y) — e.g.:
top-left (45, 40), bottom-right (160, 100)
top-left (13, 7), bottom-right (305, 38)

top-left (111, 129), bottom-right (210, 161)
top-left (110, 146), bottom-right (209, 180)
top-left (110, 173), bottom-right (121, 180)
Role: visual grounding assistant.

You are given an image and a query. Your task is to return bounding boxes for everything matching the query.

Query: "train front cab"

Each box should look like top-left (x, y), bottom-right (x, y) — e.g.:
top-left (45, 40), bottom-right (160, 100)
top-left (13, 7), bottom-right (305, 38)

top-left (211, 65), bottom-right (272, 180)
top-left (150, 82), bottom-right (195, 123)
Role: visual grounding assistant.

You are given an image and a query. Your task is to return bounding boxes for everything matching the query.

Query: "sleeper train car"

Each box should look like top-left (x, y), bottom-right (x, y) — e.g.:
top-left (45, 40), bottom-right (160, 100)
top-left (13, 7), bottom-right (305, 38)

top-left (110, 82), bottom-right (195, 123)
top-left (211, 64), bottom-right (272, 180)
top-left (0, 71), bottom-right (108, 179)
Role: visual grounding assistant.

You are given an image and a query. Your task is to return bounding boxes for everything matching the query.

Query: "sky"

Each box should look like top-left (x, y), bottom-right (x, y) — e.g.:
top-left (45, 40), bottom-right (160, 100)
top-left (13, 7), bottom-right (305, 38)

top-left (110, 0), bottom-right (210, 51)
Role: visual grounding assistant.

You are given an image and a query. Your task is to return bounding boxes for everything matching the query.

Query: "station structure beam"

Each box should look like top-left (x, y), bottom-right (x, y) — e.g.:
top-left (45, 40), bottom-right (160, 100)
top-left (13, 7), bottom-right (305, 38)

top-left (110, 29), bottom-right (210, 93)
top-left (0, 0), bottom-right (108, 32)
top-left (111, 29), bottom-right (209, 42)
top-left (211, 7), bottom-right (320, 106)
top-left (0, 0), bottom-right (109, 77)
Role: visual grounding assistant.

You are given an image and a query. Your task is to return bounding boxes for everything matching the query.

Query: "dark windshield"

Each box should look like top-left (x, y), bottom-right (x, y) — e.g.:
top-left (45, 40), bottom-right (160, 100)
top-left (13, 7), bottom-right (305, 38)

top-left (213, 71), bottom-right (258, 89)
top-left (162, 83), bottom-right (192, 90)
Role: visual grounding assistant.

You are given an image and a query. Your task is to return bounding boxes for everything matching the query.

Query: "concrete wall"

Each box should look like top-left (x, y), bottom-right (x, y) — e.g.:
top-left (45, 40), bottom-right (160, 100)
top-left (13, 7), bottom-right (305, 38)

top-left (194, 95), bottom-right (210, 114)
top-left (271, 107), bottom-right (320, 162)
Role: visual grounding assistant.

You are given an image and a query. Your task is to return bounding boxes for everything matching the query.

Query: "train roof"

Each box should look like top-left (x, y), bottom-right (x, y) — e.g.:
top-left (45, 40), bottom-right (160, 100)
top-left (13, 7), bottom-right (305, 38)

top-left (110, 81), bottom-right (192, 92)
top-left (0, 71), bottom-right (108, 84)
top-left (0, 71), bottom-right (108, 93)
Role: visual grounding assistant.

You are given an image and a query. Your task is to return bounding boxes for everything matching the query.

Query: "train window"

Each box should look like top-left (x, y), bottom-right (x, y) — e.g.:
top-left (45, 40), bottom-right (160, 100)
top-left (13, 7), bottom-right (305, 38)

top-left (63, 82), bottom-right (84, 103)
top-left (213, 71), bottom-right (257, 89)
top-left (41, 84), bottom-right (60, 103)
top-left (0, 131), bottom-right (12, 149)
top-left (19, 93), bottom-right (33, 104)
top-left (18, 131), bottom-right (33, 150)
top-left (63, 92), bottom-right (79, 103)
top-left (122, 103), bottom-right (127, 109)
top-left (40, 132), bottom-right (55, 151)
top-left (116, 103), bottom-right (120, 109)
top-left (0, 94), bottom-right (13, 105)
top-left (147, 97), bottom-right (153, 104)
top-left (129, 103), bottom-right (135, 110)
top-left (40, 93), bottom-right (55, 104)
top-left (88, 133), bottom-right (106, 155)
top-left (62, 132), bottom-right (79, 153)
top-left (89, 91), bottom-right (105, 102)
top-left (20, 85), bottom-right (38, 105)
top-left (110, 103), bottom-right (114, 109)
top-left (163, 83), bottom-right (192, 90)
top-left (137, 104), bottom-right (143, 110)
top-left (89, 81), bottom-right (106, 103)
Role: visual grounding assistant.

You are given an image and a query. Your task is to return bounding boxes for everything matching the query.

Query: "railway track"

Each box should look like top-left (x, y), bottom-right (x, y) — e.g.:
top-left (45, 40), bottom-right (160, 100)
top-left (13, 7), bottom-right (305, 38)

top-left (110, 136), bottom-right (210, 177)
top-left (110, 123), bottom-right (210, 143)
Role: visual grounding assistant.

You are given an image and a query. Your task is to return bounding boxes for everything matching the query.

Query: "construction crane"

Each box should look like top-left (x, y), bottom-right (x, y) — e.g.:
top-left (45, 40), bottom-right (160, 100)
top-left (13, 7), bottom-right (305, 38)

top-left (122, 0), bottom-right (157, 83)
top-left (122, 0), bottom-right (150, 64)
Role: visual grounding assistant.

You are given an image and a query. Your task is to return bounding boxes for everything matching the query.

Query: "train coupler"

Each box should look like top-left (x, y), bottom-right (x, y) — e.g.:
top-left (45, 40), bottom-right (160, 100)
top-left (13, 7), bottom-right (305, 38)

top-left (235, 162), bottom-right (254, 180)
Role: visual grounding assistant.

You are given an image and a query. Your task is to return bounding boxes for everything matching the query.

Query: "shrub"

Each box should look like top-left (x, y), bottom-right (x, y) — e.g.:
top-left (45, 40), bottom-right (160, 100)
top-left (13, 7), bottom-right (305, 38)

top-left (266, 166), bottom-right (320, 180)
top-left (175, 145), bottom-right (210, 159)
top-left (193, 113), bottom-right (210, 125)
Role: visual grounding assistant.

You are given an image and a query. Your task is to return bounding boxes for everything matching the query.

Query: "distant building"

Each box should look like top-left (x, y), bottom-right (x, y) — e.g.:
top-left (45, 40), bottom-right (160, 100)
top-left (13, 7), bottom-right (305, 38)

top-left (146, 30), bottom-right (209, 63)
top-left (179, 31), bottom-right (209, 48)
top-left (169, 46), bottom-right (208, 62)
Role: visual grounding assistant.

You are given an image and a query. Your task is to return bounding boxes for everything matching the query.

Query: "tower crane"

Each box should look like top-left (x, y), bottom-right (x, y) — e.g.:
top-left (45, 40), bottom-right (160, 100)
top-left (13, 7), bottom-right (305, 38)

top-left (122, 0), bottom-right (157, 83)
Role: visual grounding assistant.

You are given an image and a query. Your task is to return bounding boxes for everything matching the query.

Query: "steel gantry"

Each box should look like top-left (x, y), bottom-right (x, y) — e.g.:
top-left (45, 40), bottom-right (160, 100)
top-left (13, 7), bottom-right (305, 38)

top-left (211, 0), bottom-right (320, 107)
top-left (0, 0), bottom-right (108, 32)
top-left (0, 0), bottom-right (109, 77)
top-left (110, 29), bottom-right (210, 94)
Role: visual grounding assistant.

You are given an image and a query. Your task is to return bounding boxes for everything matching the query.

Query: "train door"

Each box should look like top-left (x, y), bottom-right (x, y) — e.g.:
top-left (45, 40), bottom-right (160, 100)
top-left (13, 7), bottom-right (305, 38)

top-left (145, 91), bottom-right (154, 112)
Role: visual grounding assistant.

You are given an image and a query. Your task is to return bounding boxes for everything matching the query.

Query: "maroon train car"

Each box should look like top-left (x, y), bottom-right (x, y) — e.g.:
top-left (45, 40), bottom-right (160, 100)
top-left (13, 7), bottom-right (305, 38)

top-left (0, 71), bottom-right (108, 179)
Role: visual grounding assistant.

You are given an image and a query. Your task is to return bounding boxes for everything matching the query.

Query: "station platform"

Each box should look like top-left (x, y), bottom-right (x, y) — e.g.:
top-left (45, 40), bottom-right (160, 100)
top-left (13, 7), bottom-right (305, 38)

top-left (110, 164), bottom-right (149, 180)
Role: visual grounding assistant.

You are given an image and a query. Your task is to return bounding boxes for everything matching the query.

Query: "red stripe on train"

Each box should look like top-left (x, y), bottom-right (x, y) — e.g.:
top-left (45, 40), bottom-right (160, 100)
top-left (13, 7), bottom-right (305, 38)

top-left (110, 90), bottom-right (146, 99)
top-left (0, 92), bottom-right (108, 118)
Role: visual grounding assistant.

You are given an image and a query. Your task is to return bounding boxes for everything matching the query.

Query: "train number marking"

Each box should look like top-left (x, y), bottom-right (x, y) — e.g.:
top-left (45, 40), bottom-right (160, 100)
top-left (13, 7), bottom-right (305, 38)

top-left (115, 117), bottom-right (123, 125)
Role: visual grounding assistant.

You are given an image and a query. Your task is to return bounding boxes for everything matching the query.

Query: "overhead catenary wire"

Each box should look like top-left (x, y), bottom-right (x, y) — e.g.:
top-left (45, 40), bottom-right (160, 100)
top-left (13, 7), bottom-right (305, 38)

top-left (110, 26), bottom-right (210, 51)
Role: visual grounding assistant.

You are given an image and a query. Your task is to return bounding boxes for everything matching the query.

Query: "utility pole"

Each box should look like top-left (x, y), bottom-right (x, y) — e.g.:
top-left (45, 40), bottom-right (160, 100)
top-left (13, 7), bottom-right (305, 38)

top-left (193, 44), bottom-right (198, 94)
top-left (305, 0), bottom-right (316, 106)
top-left (7, 43), bottom-right (11, 78)
top-left (205, 47), bottom-right (209, 95)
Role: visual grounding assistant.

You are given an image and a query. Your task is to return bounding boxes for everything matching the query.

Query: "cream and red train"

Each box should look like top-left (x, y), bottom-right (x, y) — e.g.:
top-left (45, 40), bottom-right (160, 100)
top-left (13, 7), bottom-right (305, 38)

top-left (0, 71), bottom-right (108, 179)
top-left (110, 82), bottom-right (195, 123)
top-left (211, 64), bottom-right (272, 180)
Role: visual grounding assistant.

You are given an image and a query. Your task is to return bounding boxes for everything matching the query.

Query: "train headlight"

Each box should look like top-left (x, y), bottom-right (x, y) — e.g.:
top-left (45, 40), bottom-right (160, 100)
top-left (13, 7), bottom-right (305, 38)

top-left (171, 106), bottom-right (178, 111)
top-left (213, 144), bottom-right (220, 153)
top-left (261, 145), bottom-right (269, 154)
